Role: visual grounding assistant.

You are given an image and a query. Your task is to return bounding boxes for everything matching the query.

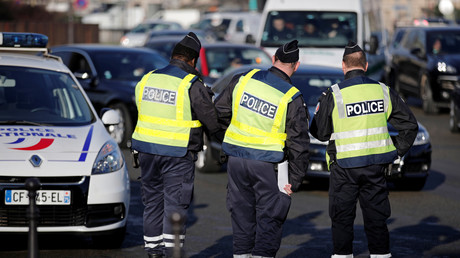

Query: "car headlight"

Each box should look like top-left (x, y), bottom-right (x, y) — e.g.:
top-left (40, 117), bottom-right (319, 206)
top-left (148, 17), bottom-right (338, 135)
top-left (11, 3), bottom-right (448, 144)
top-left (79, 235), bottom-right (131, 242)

top-left (413, 130), bottom-right (430, 146)
top-left (92, 139), bottom-right (124, 174)
top-left (438, 62), bottom-right (457, 73)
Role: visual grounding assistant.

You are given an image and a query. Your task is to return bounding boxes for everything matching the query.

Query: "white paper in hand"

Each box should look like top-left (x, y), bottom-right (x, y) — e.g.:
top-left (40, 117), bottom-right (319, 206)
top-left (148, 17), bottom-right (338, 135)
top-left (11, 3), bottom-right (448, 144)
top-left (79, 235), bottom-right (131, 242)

top-left (277, 160), bottom-right (289, 194)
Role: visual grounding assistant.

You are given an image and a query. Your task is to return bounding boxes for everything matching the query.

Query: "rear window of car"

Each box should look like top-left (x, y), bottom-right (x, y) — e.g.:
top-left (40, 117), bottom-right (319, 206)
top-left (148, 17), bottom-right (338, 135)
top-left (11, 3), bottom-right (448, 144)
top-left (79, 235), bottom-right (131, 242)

top-left (91, 51), bottom-right (168, 81)
top-left (203, 47), bottom-right (272, 78)
top-left (0, 66), bottom-right (95, 126)
top-left (291, 73), bottom-right (342, 106)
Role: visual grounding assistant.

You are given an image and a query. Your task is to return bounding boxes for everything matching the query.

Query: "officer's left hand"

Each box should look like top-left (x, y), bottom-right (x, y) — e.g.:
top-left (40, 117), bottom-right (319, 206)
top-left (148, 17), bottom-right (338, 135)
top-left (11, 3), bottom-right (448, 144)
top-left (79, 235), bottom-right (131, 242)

top-left (283, 184), bottom-right (293, 196)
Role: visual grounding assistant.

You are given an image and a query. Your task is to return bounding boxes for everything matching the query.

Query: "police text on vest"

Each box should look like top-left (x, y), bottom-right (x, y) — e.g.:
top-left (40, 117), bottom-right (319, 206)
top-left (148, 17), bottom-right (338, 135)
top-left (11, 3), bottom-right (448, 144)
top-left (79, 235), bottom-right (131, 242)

top-left (345, 100), bottom-right (384, 117)
top-left (240, 92), bottom-right (277, 119)
top-left (142, 87), bottom-right (177, 105)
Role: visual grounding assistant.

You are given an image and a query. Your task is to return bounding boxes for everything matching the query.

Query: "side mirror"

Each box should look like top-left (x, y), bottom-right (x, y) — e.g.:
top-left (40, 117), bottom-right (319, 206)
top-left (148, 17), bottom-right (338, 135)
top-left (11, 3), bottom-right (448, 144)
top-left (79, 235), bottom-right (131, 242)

top-left (101, 109), bottom-right (120, 125)
top-left (410, 48), bottom-right (425, 59)
top-left (367, 35), bottom-right (379, 55)
top-left (246, 34), bottom-right (255, 44)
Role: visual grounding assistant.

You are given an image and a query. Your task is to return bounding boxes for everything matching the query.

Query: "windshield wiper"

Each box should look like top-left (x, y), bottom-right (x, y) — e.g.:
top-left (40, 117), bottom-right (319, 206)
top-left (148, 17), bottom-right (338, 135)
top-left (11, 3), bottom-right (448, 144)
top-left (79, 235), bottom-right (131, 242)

top-left (0, 120), bottom-right (54, 126)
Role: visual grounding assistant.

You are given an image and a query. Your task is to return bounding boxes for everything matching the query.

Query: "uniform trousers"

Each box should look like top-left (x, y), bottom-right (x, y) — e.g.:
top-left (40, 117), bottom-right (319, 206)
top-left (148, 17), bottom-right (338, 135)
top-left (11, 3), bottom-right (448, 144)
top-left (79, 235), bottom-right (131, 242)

top-left (139, 151), bottom-right (196, 256)
top-left (329, 163), bottom-right (391, 255)
top-left (227, 156), bottom-right (291, 257)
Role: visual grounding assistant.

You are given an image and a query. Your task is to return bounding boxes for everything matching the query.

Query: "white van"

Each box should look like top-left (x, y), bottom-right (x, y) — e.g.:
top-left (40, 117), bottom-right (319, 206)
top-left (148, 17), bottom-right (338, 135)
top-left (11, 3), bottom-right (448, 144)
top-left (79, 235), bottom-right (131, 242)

top-left (192, 12), bottom-right (262, 44)
top-left (256, 0), bottom-right (384, 80)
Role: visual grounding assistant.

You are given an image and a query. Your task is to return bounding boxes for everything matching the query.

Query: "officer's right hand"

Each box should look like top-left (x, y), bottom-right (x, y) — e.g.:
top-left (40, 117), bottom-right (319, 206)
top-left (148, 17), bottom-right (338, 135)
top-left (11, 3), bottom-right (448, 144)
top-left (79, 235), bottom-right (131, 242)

top-left (283, 184), bottom-right (293, 196)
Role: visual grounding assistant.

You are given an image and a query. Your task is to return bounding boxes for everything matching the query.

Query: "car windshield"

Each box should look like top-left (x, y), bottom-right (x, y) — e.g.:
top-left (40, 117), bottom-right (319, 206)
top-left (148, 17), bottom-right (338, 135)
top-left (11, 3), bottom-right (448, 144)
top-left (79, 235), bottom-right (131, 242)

top-left (261, 11), bottom-right (357, 47)
top-left (291, 72), bottom-right (343, 106)
top-left (0, 66), bottom-right (94, 125)
top-left (91, 51), bottom-right (168, 81)
top-left (427, 30), bottom-right (460, 55)
top-left (201, 48), bottom-right (272, 78)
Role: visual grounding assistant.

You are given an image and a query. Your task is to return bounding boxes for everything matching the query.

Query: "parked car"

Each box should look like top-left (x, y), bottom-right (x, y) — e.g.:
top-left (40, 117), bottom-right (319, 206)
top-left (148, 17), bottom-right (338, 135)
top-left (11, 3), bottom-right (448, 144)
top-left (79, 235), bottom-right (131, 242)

top-left (450, 86), bottom-right (460, 132)
top-left (50, 44), bottom-right (169, 147)
top-left (190, 11), bottom-right (262, 44)
top-left (144, 40), bottom-right (272, 85)
top-left (208, 64), bottom-right (432, 190)
top-left (0, 32), bottom-right (130, 246)
top-left (385, 26), bottom-right (460, 114)
top-left (144, 29), bottom-right (217, 45)
top-left (120, 19), bottom-right (183, 47)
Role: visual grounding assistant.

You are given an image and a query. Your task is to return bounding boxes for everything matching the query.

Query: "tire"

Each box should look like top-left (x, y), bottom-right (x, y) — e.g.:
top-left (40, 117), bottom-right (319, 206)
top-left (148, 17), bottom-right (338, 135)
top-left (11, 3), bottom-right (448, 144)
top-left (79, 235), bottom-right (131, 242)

top-left (450, 99), bottom-right (460, 133)
top-left (420, 75), bottom-right (439, 114)
top-left (195, 136), bottom-right (221, 173)
top-left (108, 102), bottom-right (133, 148)
top-left (92, 225), bottom-right (126, 249)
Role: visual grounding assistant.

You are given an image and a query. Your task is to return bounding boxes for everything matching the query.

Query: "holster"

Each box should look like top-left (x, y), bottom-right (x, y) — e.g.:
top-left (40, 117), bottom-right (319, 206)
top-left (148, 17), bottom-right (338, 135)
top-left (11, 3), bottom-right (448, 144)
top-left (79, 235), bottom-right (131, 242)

top-left (131, 149), bottom-right (139, 168)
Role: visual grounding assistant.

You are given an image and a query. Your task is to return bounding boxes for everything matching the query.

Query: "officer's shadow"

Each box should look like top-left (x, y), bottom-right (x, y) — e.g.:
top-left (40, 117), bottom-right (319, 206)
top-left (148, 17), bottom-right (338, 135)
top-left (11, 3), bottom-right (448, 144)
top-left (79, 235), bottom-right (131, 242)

top-left (281, 213), bottom-right (460, 258)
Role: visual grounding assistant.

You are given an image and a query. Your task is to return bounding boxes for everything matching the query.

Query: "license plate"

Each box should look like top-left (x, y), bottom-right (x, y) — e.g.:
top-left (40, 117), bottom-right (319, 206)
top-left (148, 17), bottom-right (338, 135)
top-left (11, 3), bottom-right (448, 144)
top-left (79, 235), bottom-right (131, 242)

top-left (4, 190), bottom-right (71, 205)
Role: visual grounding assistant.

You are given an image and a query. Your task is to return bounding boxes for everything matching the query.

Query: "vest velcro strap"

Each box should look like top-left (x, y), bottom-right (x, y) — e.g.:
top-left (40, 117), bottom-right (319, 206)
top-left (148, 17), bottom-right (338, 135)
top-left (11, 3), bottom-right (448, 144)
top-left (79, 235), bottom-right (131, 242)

top-left (232, 69), bottom-right (260, 124)
top-left (272, 87), bottom-right (298, 133)
top-left (176, 74), bottom-right (197, 120)
top-left (137, 70), bottom-right (155, 106)
top-left (331, 84), bottom-right (346, 119)
top-left (232, 120), bottom-right (287, 140)
top-left (380, 82), bottom-right (389, 113)
top-left (135, 126), bottom-right (189, 141)
top-left (336, 138), bottom-right (393, 153)
top-left (226, 130), bottom-right (285, 146)
top-left (330, 126), bottom-right (389, 140)
top-left (139, 114), bottom-right (201, 128)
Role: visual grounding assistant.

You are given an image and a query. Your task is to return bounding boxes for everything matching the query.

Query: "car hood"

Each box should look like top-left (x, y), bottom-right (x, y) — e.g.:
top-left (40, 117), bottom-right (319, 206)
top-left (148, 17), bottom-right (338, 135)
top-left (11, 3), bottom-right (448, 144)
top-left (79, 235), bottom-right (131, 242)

top-left (0, 124), bottom-right (111, 177)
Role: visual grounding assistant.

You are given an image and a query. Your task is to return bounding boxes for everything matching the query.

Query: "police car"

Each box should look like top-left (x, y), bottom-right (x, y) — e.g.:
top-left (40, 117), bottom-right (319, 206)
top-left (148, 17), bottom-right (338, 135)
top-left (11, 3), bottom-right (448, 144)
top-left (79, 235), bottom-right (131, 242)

top-left (0, 33), bottom-right (130, 247)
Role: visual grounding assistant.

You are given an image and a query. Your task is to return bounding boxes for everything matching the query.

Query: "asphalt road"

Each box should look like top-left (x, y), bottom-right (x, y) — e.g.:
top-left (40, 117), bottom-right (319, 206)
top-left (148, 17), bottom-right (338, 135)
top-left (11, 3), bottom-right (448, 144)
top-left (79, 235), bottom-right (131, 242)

top-left (1, 103), bottom-right (460, 258)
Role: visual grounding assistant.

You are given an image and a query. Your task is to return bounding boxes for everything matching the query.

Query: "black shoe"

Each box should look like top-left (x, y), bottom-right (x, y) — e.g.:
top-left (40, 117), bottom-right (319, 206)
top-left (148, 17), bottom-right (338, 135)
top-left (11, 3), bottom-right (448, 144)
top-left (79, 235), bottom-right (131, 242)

top-left (148, 253), bottom-right (164, 258)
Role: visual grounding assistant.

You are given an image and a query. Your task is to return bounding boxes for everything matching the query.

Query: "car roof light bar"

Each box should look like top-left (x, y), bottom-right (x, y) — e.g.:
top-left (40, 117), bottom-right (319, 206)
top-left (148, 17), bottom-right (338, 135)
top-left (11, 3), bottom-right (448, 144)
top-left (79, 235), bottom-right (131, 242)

top-left (0, 32), bottom-right (48, 48)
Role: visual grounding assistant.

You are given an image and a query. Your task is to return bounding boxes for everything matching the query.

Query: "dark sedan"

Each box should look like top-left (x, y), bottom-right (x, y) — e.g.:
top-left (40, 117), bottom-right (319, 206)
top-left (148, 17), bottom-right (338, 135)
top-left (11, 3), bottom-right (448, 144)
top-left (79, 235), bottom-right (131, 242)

top-left (386, 26), bottom-right (460, 114)
top-left (209, 64), bottom-right (432, 190)
top-left (144, 39), bottom-right (272, 85)
top-left (50, 44), bottom-right (169, 147)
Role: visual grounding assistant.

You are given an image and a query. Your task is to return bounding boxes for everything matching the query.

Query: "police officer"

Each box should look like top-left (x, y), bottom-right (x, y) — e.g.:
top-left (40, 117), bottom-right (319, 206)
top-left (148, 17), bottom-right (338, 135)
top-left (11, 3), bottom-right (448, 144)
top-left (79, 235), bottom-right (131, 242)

top-left (310, 41), bottom-right (419, 258)
top-left (131, 32), bottom-right (221, 258)
top-left (214, 40), bottom-right (310, 257)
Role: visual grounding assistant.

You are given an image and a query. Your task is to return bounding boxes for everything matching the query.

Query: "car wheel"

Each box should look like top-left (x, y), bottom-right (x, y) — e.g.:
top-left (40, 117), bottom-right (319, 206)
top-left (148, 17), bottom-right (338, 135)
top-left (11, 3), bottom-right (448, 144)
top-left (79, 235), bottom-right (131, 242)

top-left (108, 102), bottom-right (133, 148)
top-left (92, 225), bottom-right (126, 248)
top-left (450, 99), bottom-right (460, 133)
top-left (195, 135), bottom-right (221, 173)
top-left (420, 76), bottom-right (439, 114)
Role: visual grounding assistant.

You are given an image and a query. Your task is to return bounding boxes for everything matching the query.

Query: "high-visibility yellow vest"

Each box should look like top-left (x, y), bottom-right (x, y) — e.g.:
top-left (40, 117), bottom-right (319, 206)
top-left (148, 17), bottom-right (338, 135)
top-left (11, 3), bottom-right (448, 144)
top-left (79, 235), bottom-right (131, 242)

top-left (222, 69), bottom-right (300, 162)
top-left (131, 65), bottom-right (201, 157)
top-left (329, 82), bottom-right (397, 168)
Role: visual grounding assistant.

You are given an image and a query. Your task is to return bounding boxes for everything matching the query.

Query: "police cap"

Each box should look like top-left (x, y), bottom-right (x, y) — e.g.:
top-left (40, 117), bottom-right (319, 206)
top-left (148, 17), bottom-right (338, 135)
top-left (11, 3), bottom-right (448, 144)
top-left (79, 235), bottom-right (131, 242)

top-left (343, 40), bottom-right (364, 57)
top-left (177, 32), bottom-right (201, 57)
top-left (275, 40), bottom-right (299, 63)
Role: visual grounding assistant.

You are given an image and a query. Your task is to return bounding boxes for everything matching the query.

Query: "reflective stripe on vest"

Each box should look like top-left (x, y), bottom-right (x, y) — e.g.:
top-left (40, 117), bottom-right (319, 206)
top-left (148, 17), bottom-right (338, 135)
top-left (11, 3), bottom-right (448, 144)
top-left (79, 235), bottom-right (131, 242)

top-left (330, 82), bottom-right (396, 167)
top-left (132, 69), bottom-right (201, 156)
top-left (223, 69), bottom-right (299, 161)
